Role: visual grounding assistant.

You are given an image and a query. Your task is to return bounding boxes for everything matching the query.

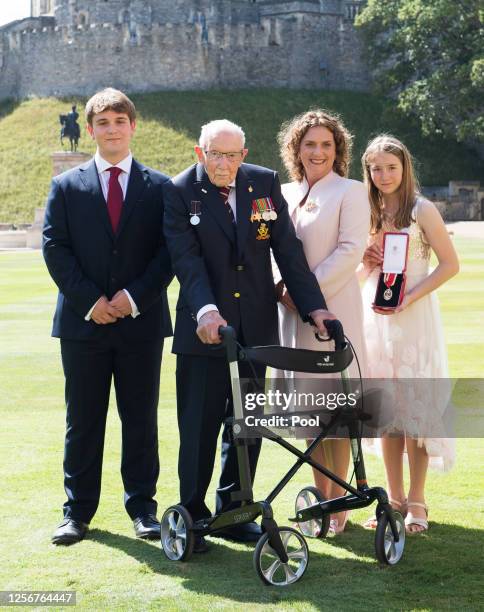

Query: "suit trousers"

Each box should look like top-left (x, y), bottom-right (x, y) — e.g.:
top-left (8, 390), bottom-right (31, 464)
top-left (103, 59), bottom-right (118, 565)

top-left (60, 329), bottom-right (163, 523)
top-left (176, 352), bottom-right (266, 521)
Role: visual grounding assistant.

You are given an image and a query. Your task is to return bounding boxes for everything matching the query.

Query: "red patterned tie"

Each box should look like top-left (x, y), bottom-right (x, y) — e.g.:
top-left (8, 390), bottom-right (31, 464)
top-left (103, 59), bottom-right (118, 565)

top-left (107, 167), bottom-right (123, 232)
top-left (219, 186), bottom-right (235, 223)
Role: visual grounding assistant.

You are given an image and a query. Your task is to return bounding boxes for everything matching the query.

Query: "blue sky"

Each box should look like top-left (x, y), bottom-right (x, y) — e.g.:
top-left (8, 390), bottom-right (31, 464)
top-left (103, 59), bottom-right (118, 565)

top-left (0, 1), bottom-right (31, 27)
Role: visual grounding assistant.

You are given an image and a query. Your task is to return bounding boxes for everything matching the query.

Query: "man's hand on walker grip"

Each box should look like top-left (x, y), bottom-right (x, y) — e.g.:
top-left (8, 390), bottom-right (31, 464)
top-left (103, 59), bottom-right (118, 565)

top-left (197, 310), bottom-right (228, 344)
top-left (309, 308), bottom-right (337, 337)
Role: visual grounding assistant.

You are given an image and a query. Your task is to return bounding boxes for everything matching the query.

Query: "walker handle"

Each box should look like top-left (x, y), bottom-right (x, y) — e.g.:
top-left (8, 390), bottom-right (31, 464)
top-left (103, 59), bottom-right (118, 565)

top-left (218, 325), bottom-right (238, 362)
top-left (315, 319), bottom-right (345, 351)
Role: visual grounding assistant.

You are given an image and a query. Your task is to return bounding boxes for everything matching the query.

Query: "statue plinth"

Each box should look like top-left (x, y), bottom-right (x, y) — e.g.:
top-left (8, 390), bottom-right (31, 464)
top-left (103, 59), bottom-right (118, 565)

top-left (26, 151), bottom-right (91, 249)
top-left (51, 151), bottom-right (91, 177)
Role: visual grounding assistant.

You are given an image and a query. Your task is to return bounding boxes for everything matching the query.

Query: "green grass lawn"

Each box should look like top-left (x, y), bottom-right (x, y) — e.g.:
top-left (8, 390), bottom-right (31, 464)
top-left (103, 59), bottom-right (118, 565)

top-left (1, 91), bottom-right (484, 223)
top-left (0, 236), bottom-right (483, 611)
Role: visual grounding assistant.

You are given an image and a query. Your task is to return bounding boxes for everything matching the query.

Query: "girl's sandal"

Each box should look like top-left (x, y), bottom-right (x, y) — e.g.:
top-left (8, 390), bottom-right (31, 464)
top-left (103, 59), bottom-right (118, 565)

top-left (329, 510), bottom-right (350, 535)
top-left (363, 498), bottom-right (407, 530)
top-left (405, 501), bottom-right (429, 534)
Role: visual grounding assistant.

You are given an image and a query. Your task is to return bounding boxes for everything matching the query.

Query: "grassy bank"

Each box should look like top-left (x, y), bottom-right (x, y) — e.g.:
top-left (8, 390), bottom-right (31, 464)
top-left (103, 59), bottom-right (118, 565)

top-left (1, 90), bottom-right (483, 222)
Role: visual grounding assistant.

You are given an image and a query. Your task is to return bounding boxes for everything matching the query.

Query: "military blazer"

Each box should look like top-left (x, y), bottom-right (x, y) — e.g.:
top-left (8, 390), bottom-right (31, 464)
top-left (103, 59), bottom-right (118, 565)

top-left (163, 162), bottom-right (326, 355)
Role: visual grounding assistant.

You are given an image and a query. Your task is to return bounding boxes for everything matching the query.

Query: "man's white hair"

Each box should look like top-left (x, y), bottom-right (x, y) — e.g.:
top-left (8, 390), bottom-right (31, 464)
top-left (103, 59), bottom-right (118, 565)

top-left (199, 119), bottom-right (246, 149)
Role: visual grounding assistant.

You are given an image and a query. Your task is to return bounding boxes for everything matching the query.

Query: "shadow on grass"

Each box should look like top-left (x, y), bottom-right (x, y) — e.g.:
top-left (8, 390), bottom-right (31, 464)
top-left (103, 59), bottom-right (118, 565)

top-left (87, 521), bottom-right (483, 608)
top-left (323, 519), bottom-right (484, 558)
top-left (0, 98), bottom-right (20, 121)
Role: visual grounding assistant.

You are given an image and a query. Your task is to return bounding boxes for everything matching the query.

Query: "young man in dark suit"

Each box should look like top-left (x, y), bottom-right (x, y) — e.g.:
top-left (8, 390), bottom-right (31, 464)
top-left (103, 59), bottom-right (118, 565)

top-left (43, 88), bottom-right (173, 545)
top-left (163, 120), bottom-right (334, 552)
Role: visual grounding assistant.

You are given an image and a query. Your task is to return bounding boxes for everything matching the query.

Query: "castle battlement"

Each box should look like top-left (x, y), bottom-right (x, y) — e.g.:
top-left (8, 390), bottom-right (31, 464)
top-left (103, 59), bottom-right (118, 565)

top-left (0, 0), bottom-right (369, 99)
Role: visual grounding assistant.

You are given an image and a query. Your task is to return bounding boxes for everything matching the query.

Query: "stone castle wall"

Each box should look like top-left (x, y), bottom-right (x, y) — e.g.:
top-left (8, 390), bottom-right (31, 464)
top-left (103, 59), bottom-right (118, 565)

top-left (0, 1), bottom-right (369, 99)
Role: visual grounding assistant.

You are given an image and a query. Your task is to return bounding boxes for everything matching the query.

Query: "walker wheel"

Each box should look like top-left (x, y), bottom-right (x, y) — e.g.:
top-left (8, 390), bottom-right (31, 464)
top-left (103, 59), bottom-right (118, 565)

top-left (254, 527), bottom-right (309, 586)
top-left (294, 486), bottom-right (330, 538)
top-left (161, 505), bottom-right (195, 562)
top-left (375, 511), bottom-right (405, 565)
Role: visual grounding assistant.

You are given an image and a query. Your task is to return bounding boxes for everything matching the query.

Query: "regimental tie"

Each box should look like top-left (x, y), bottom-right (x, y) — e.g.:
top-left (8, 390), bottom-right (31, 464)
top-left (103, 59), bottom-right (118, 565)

top-left (219, 186), bottom-right (235, 224)
top-left (107, 166), bottom-right (123, 232)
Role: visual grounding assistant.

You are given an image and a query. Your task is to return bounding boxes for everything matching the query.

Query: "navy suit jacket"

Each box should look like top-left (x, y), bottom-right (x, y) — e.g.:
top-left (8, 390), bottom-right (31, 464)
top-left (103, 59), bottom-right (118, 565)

top-left (163, 162), bottom-right (326, 356)
top-left (43, 158), bottom-right (173, 342)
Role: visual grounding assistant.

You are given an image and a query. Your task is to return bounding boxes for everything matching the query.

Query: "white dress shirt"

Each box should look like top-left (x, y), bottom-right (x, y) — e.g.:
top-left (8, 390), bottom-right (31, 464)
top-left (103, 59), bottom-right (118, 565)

top-left (84, 151), bottom-right (140, 321)
top-left (196, 180), bottom-right (236, 323)
top-left (95, 149), bottom-right (132, 201)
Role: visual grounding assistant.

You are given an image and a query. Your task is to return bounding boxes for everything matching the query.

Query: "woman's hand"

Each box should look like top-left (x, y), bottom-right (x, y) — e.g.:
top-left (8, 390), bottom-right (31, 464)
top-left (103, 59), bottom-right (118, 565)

top-left (394, 291), bottom-right (416, 313)
top-left (280, 286), bottom-right (297, 312)
top-left (372, 291), bottom-right (416, 315)
top-left (363, 242), bottom-right (383, 270)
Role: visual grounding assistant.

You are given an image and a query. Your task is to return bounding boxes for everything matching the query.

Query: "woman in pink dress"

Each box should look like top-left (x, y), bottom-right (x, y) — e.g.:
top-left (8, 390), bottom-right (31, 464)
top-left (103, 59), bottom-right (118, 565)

top-left (275, 109), bottom-right (370, 534)
top-left (360, 135), bottom-right (459, 533)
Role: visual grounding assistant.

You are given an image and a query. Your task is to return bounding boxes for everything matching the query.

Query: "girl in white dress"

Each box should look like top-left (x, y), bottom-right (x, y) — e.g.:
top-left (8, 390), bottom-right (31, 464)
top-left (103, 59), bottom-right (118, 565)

top-left (360, 135), bottom-right (459, 534)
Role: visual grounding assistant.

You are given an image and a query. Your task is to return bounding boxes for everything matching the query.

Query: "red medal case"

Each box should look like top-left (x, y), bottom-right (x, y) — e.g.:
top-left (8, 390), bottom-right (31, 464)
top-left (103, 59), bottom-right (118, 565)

top-left (373, 232), bottom-right (409, 310)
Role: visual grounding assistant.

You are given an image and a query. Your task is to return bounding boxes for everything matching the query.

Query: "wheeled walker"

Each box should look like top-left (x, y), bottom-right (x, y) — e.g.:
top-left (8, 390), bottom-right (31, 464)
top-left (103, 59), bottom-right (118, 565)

top-left (161, 320), bottom-right (405, 586)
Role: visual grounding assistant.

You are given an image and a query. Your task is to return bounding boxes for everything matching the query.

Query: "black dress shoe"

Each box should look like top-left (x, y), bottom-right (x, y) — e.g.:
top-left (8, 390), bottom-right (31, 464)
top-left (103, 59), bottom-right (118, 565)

top-left (51, 519), bottom-right (88, 546)
top-left (211, 521), bottom-right (262, 543)
top-left (193, 535), bottom-right (209, 553)
top-left (133, 514), bottom-right (161, 540)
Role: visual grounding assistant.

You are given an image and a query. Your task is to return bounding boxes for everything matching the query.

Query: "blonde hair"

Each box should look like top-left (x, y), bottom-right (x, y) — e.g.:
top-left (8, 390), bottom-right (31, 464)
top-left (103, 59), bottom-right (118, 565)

top-left (362, 134), bottom-right (420, 233)
top-left (85, 88), bottom-right (136, 125)
top-left (278, 109), bottom-right (353, 181)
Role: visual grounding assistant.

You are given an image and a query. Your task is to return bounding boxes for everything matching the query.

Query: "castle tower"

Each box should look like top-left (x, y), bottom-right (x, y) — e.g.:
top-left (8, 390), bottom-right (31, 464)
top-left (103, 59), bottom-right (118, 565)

top-left (31, 0), bottom-right (55, 17)
top-left (342, 0), bottom-right (366, 21)
top-left (53, 0), bottom-right (148, 27)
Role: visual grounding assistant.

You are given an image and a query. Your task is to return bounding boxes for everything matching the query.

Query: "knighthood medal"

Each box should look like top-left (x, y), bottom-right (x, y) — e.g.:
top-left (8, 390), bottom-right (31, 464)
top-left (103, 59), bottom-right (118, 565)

top-left (383, 273), bottom-right (397, 301)
top-left (190, 200), bottom-right (201, 226)
top-left (374, 231), bottom-right (409, 309)
top-left (256, 222), bottom-right (270, 240)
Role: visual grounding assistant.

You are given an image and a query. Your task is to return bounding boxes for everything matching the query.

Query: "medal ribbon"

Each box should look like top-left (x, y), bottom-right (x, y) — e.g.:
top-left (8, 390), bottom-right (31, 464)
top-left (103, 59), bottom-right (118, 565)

top-left (253, 197), bottom-right (274, 214)
top-left (190, 200), bottom-right (201, 215)
top-left (383, 273), bottom-right (397, 287)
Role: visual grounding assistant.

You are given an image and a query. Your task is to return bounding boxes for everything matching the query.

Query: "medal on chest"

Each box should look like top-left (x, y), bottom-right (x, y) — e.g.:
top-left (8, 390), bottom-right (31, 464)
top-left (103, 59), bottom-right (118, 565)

top-left (256, 222), bottom-right (270, 240)
top-left (190, 200), bottom-right (201, 226)
top-left (251, 197), bottom-right (277, 222)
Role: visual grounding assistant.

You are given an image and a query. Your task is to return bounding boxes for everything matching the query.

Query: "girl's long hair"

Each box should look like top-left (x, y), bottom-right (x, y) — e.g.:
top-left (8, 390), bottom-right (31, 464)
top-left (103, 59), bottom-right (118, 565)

top-left (362, 134), bottom-right (420, 233)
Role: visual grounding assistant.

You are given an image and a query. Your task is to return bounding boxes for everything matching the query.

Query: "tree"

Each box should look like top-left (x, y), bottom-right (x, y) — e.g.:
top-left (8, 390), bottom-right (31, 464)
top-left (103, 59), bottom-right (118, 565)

top-left (356, 0), bottom-right (484, 149)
